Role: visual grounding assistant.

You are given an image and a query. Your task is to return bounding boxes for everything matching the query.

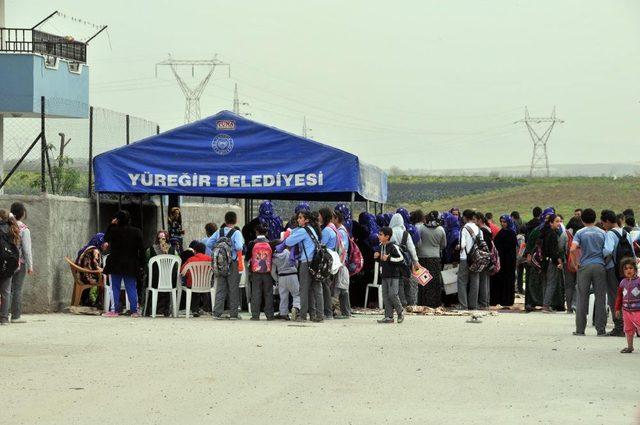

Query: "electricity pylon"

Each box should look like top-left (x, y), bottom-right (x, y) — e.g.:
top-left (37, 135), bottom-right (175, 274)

top-left (515, 107), bottom-right (563, 177)
top-left (156, 55), bottom-right (230, 123)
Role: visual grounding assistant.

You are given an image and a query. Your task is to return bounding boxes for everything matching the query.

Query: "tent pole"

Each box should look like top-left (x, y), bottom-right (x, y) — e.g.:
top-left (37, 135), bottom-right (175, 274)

top-left (366, 200), bottom-right (370, 213)
top-left (95, 192), bottom-right (100, 233)
top-left (139, 195), bottom-right (144, 235)
top-left (350, 192), bottom-right (355, 217)
top-left (160, 195), bottom-right (165, 230)
top-left (243, 199), bottom-right (248, 226)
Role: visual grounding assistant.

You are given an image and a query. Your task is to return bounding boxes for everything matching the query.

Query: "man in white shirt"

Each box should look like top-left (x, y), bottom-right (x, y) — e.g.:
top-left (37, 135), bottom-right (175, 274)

top-left (457, 209), bottom-right (484, 310)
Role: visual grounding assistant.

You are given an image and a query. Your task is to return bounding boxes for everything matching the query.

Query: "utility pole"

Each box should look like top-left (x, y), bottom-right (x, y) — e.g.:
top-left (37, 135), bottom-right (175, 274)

top-left (232, 83), bottom-right (250, 117)
top-left (515, 107), bottom-right (563, 177)
top-left (302, 116), bottom-right (312, 139)
top-left (156, 55), bottom-right (230, 123)
top-left (0, 0), bottom-right (5, 191)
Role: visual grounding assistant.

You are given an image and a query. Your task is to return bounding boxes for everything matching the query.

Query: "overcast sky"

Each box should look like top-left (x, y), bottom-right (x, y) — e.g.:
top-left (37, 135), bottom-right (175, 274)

top-left (6, 0), bottom-right (640, 170)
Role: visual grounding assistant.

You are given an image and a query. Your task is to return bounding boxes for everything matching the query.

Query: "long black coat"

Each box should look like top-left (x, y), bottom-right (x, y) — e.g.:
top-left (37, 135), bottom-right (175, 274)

top-left (103, 224), bottom-right (145, 277)
top-left (490, 229), bottom-right (517, 307)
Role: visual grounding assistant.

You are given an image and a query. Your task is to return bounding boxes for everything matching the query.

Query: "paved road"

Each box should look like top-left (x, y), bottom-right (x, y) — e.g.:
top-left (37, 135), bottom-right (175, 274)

top-left (1, 312), bottom-right (637, 425)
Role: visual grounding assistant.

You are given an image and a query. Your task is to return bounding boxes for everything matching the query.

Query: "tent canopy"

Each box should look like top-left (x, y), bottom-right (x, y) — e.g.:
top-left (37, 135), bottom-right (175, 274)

top-left (93, 111), bottom-right (387, 203)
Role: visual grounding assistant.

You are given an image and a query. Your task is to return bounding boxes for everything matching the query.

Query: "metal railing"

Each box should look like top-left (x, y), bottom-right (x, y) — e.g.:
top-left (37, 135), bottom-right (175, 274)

top-left (0, 28), bottom-right (87, 63)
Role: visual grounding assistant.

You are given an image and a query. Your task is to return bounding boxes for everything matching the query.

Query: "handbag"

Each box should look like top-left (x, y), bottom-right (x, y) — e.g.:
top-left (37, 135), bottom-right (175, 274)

top-left (411, 264), bottom-right (433, 287)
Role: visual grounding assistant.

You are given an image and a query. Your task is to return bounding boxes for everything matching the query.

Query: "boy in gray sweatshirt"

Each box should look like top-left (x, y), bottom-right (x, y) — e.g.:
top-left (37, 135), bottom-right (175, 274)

top-left (271, 244), bottom-right (301, 320)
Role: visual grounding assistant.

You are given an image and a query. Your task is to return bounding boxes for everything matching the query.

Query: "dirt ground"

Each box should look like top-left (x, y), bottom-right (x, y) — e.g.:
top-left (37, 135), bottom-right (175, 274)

top-left (1, 312), bottom-right (638, 425)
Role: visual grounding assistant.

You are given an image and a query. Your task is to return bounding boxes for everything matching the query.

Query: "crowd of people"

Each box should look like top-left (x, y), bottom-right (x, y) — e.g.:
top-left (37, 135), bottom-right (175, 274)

top-left (2, 199), bottom-right (639, 353)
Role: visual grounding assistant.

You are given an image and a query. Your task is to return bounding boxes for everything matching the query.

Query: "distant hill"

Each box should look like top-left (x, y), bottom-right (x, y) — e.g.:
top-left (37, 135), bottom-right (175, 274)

top-left (397, 162), bottom-right (640, 178)
top-left (388, 176), bottom-right (640, 220)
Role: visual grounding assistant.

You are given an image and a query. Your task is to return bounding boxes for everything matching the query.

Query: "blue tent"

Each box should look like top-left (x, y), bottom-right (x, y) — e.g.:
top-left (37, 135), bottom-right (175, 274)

top-left (93, 111), bottom-right (387, 203)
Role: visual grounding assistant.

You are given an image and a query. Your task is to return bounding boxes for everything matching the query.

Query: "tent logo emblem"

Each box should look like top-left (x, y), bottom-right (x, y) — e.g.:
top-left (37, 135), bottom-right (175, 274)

top-left (216, 120), bottom-right (235, 130)
top-left (212, 134), bottom-right (234, 155)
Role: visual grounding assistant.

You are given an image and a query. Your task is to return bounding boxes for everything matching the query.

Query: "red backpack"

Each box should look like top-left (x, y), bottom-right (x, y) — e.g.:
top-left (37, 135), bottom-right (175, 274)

top-left (250, 240), bottom-right (273, 273)
top-left (566, 231), bottom-right (579, 273)
top-left (346, 236), bottom-right (363, 276)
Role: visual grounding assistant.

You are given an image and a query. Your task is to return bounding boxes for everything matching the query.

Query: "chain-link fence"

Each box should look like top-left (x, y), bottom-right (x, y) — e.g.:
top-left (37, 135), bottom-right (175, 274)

top-left (1, 97), bottom-right (159, 197)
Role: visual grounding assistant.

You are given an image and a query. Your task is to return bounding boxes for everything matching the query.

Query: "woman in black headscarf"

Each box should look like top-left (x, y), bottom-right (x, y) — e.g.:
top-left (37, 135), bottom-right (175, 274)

top-left (490, 214), bottom-right (518, 307)
top-left (349, 212), bottom-right (378, 307)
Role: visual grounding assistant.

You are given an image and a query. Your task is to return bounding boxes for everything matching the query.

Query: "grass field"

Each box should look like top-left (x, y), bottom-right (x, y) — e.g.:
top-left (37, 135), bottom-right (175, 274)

top-left (388, 176), bottom-right (640, 220)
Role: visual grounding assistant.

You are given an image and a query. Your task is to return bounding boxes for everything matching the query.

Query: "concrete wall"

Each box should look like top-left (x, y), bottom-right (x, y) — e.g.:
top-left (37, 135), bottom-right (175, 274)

top-left (0, 194), bottom-right (95, 312)
top-left (0, 194), bottom-right (242, 313)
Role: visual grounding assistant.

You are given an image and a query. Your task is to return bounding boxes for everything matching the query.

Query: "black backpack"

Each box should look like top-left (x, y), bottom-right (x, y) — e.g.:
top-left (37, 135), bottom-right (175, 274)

top-left (614, 229), bottom-right (634, 272)
top-left (0, 224), bottom-right (19, 278)
top-left (301, 227), bottom-right (333, 282)
top-left (398, 231), bottom-right (413, 277)
top-left (465, 226), bottom-right (493, 273)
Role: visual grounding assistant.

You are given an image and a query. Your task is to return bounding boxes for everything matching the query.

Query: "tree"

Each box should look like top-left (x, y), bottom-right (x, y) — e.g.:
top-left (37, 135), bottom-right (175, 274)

top-left (44, 133), bottom-right (81, 194)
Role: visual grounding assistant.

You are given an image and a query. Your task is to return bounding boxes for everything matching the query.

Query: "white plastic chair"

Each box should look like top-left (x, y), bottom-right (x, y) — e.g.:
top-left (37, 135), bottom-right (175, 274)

top-left (238, 267), bottom-right (251, 312)
top-left (104, 275), bottom-right (131, 313)
top-left (179, 262), bottom-right (214, 318)
top-left (101, 254), bottom-right (131, 313)
top-left (144, 254), bottom-right (181, 318)
top-left (587, 293), bottom-right (595, 328)
top-left (364, 261), bottom-right (384, 309)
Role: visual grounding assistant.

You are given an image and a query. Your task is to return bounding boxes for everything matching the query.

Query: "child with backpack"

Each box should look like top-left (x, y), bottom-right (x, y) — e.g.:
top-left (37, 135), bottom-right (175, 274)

top-left (389, 213), bottom-right (419, 306)
top-left (614, 258), bottom-right (640, 353)
top-left (475, 212), bottom-right (495, 310)
top-left (206, 211), bottom-right (245, 320)
top-left (456, 210), bottom-right (484, 310)
top-left (271, 243), bottom-right (301, 321)
top-left (0, 209), bottom-right (21, 325)
top-left (375, 227), bottom-right (404, 324)
top-left (284, 210), bottom-right (325, 322)
top-left (247, 225), bottom-right (275, 321)
top-left (9, 202), bottom-right (32, 324)
top-left (318, 208), bottom-right (338, 320)
top-left (602, 210), bottom-right (636, 336)
top-left (332, 210), bottom-right (352, 318)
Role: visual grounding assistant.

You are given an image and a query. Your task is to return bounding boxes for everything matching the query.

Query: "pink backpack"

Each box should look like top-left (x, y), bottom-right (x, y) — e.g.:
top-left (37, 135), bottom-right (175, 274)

top-left (327, 223), bottom-right (346, 264)
top-left (250, 241), bottom-right (273, 273)
top-left (347, 235), bottom-right (363, 276)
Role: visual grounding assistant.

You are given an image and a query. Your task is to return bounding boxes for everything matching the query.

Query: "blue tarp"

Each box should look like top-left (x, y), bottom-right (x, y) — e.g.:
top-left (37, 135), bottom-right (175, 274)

top-left (93, 111), bottom-right (387, 203)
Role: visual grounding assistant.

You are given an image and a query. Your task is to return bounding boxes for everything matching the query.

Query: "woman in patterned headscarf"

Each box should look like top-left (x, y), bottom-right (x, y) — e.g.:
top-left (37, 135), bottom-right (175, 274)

top-left (76, 233), bottom-right (106, 263)
top-left (358, 212), bottom-right (380, 249)
top-left (375, 214), bottom-right (386, 228)
top-left (382, 213), bottom-right (393, 227)
top-left (258, 201), bottom-right (284, 241)
top-left (490, 214), bottom-right (518, 307)
top-left (334, 204), bottom-right (353, 234)
top-left (295, 202), bottom-right (310, 215)
top-left (538, 207), bottom-right (556, 229)
top-left (76, 232), bottom-right (108, 306)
